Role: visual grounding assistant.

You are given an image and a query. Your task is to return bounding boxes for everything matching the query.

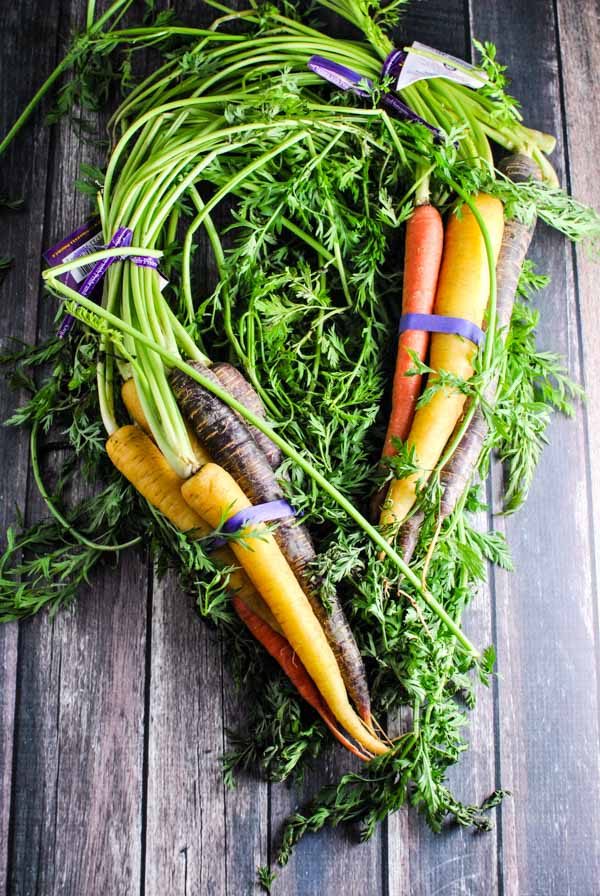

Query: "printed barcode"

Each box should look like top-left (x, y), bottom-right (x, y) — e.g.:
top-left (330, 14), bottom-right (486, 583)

top-left (72, 259), bottom-right (98, 282)
top-left (63, 231), bottom-right (105, 283)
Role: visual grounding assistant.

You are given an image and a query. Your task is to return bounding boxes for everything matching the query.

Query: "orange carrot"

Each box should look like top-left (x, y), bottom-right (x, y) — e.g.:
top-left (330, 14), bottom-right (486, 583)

top-left (382, 203), bottom-right (444, 456)
top-left (232, 595), bottom-right (369, 761)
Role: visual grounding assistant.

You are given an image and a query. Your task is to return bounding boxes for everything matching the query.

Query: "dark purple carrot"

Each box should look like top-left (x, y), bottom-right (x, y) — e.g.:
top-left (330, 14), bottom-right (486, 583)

top-left (398, 153), bottom-right (542, 563)
top-left (170, 361), bottom-right (372, 724)
top-left (211, 362), bottom-right (282, 470)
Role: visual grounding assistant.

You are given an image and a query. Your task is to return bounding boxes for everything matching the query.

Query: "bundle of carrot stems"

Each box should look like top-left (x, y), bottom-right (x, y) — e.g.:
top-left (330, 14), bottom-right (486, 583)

top-left (2, 0), bottom-right (598, 859)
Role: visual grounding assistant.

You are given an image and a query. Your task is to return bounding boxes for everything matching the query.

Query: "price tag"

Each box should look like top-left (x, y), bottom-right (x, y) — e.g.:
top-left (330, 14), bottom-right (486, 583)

top-left (396, 42), bottom-right (487, 91)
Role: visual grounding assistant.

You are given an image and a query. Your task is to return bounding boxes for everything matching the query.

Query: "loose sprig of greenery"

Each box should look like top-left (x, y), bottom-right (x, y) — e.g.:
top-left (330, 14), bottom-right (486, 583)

top-left (257, 865), bottom-right (277, 894)
top-left (0, 332), bottom-right (143, 622)
top-left (0, 0), bottom-right (137, 156)
top-left (492, 299), bottom-right (583, 512)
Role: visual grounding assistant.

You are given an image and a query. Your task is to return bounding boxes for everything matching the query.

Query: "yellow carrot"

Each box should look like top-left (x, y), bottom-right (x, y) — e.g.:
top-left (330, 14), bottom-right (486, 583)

top-left (380, 194), bottom-right (504, 531)
top-left (107, 424), bottom-right (280, 632)
top-left (121, 377), bottom-right (152, 435)
top-left (121, 378), bottom-right (211, 467)
top-left (182, 463), bottom-right (387, 756)
top-left (107, 425), bottom-right (209, 534)
top-left (212, 546), bottom-right (283, 633)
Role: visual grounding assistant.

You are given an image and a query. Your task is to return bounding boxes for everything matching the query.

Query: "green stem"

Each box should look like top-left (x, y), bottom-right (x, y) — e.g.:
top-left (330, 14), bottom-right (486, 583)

top-left (30, 421), bottom-right (141, 552)
top-left (47, 246), bottom-right (162, 280)
top-left (0, 0), bottom-right (134, 156)
top-left (86, 0), bottom-right (96, 30)
top-left (415, 164), bottom-right (431, 206)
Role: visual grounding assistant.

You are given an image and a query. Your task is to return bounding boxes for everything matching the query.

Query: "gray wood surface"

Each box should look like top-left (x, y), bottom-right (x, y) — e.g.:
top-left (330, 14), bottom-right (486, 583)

top-left (1, 1), bottom-right (599, 894)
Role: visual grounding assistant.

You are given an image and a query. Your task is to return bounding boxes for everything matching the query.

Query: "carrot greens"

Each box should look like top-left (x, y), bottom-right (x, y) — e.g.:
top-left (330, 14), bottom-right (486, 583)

top-left (0, 0), bottom-right (595, 865)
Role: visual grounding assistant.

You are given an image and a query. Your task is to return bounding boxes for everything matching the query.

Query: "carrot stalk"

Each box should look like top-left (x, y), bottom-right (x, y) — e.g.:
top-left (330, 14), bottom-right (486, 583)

top-left (379, 193), bottom-right (505, 534)
top-left (181, 463), bottom-right (387, 756)
top-left (171, 362), bottom-right (373, 724)
top-left (438, 155), bottom-right (542, 519)
top-left (232, 595), bottom-right (370, 761)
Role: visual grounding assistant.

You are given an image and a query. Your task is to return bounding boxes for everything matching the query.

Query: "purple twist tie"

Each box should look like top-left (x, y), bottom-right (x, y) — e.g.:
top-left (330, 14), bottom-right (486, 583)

top-left (399, 312), bottom-right (485, 347)
top-left (206, 500), bottom-right (296, 551)
top-left (307, 54), bottom-right (443, 141)
top-left (308, 56), bottom-right (370, 97)
top-left (58, 226), bottom-right (132, 337)
top-left (131, 255), bottom-right (159, 269)
top-left (382, 49), bottom-right (407, 80)
top-left (223, 499), bottom-right (296, 533)
top-left (57, 227), bottom-right (159, 337)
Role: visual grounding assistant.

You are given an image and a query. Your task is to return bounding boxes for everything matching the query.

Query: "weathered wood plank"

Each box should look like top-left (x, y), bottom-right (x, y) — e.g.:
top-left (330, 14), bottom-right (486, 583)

top-left (271, 747), bottom-right (383, 896)
top-left (556, 0), bottom-right (600, 689)
top-left (0, 630), bottom-right (18, 896)
top-left (144, 572), bottom-right (227, 896)
top-left (470, 2), bottom-right (600, 894)
top-left (9, 559), bottom-right (147, 896)
top-left (221, 663), bottom-right (270, 896)
top-left (0, 0), bottom-right (63, 891)
top-left (6, 3), bottom-right (149, 894)
top-left (386, 6), bottom-right (500, 896)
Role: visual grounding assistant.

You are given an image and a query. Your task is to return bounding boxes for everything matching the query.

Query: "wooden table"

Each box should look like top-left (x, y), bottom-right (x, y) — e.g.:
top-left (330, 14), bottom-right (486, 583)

top-left (1, 2), bottom-right (599, 893)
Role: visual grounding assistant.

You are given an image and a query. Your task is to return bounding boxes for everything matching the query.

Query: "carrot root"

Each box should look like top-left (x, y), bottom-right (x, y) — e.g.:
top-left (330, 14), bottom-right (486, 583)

top-left (381, 203), bottom-right (444, 457)
top-left (380, 194), bottom-right (505, 533)
top-left (181, 463), bottom-right (387, 756)
top-left (233, 596), bottom-right (370, 761)
top-left (172, 362), bottom-right (373, 724)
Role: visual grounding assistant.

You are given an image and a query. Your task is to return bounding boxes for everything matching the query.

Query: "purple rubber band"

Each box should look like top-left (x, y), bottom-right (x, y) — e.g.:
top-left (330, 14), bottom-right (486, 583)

top-left (224, 499), bottom-right (296, 533)
top-left (307, 54), bottom-right (443, 140)
top-left (55, 226), bottom-right (159, 337)
top-left (206, 500), bottom-right (296, 551)
top-left (399, 312), bottom-right (485, 346)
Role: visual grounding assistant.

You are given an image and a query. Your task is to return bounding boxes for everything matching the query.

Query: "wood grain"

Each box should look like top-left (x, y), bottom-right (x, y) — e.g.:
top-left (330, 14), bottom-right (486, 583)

top-left (556, 0), bottom-right (600, 703)
top-left (471, 2), bottom-right (600, 894)
top-left (0, 0), bottom-right (62, 890)
top-left (6, 3), bottom-right (149, 894)
top-left (144, 572), bottom-right (227, 896)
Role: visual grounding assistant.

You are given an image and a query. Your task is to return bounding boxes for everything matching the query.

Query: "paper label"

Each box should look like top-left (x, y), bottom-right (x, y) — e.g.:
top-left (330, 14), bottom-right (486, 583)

top-left (62, 231), bottom-right (106, 284)
top-left (44, 217), bottom-right (102, 290)
top-left (396, 42), bottom-right (487, 91)
top-left (45, 220), bottom-right (168, 291)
